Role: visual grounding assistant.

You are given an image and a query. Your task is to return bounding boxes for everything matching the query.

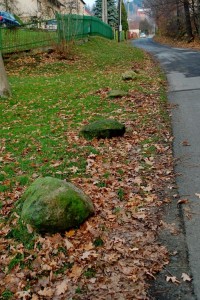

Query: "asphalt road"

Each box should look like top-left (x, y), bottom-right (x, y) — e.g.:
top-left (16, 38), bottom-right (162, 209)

top-left (132, 37), bottom-right (200, 299)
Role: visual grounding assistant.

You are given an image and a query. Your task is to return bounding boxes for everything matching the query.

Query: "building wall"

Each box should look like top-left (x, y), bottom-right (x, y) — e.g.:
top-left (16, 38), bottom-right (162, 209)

top-left (0, 0), bottom-right (86, 21)
top-left (16, 0), bottom-right (39, 20)
top-left (61, 0), bottom-right (85, 15)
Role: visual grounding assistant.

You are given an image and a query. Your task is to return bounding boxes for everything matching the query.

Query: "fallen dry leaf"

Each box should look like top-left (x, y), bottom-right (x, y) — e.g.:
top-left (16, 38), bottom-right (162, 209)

top-left (26, 223), bottom-right (34, 234)
top-left (15, 290), bottom-right (31, 299)
top-left (69, 265), bottom-right (83, 280)
top-left (65, 229), bottom-right (75, 237)
top-left (38, 287), bottom-right (54, 297)
top-left (55, 279), bottom-right (69, 295)
top-left (181, 273), bottom-right (192, 282)
top-left (181, 140), bottom-right (190, 146)
top-left (31, 295), bottom-right (39, 300)
top-left (64, 238), bottom-right (74, 249)
top-left (177, 199), bottom-right (189, 205)
top-left (166, 276), bottom-right (181, 284)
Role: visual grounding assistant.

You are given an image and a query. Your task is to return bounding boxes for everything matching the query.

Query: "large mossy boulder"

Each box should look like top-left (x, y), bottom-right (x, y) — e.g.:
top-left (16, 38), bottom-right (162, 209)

top-left (21, 177), bottom-right (94, 233)
top-left (80, 119), bottom-right (126, 140)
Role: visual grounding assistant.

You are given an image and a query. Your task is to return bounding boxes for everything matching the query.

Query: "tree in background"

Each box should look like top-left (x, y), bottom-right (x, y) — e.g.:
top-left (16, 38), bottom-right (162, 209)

top-left (139, 18), bottom-right (153, 35)
top-left (121, 1), bottom-right (128, 33)
top-left (93, 0), bottom-right (102, 20)
top-left (107, 0), bottom-right (118, 27)
top-left (94, 0), bottom-right (118, 27)
top-left (143, 0), bottom-right (194, 41)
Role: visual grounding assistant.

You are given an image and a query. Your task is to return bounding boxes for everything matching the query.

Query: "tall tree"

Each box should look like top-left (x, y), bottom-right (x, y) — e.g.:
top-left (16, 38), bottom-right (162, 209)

top-left (139, 18), bottom-right (153, 34)
top-left (183, 0), bottom-right (193, 40)
top-left (121, 0), bottom-right (128, 32)
top-left (94, 0), bottom-right (118, 27)
top-left (93, 0), bottom-right (102, 20)
top-left (107, 0), bottom-right (118, 27)
top-left (143, 0), bottom-right (194, 39)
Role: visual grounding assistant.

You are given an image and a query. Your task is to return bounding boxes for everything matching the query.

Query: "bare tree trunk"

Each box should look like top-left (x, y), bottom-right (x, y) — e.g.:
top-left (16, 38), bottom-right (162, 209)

top-left (183, 0), bottom-right (193, 41)
top-left (189, 0), bottom-right (199, 35)
top-left (0, 52), bottom-right (11, 97)
top-left (176, 0), bottom-right (181, 33)
top-left (197, 0), bottom-right (200, 36)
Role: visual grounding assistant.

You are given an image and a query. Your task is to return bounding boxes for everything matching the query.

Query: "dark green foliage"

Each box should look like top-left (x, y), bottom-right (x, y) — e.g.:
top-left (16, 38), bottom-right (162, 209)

top-left (1, 289), bottom-right (14, 300)
top-left (83, 268), bottom-right (96, 278)
top-left (121, 1), bottom-right (128, 32)
top-left (139, 18), bottom-right (153, 35)
top-left (93, 237), bottom-right (104, 247)
top-left (117, 187), bottom-right (125, 200)
top-left (8, 253), bottom-right (24, 272)
top-left (6, 220), bottom-right (35, 249)
top-left (94, 0), bottom-right (118, 27)
top-left (93, 0), bottom-right (102, 20)
top-left (107, 0), bottom-right (118, 27)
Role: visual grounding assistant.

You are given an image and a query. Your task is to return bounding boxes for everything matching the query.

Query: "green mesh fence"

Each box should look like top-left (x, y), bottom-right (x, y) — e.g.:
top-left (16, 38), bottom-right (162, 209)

top-left (56, 14), bottom-right (114, 42)
top-left (0, 15), bottom-right (114, 54)
top-left (0, 21), bottom-right (58, 54)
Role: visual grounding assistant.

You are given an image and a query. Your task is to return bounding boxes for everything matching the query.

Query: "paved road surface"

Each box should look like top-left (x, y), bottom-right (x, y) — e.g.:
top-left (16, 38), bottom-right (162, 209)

top-left (132, 37), bottom-right (200, 299)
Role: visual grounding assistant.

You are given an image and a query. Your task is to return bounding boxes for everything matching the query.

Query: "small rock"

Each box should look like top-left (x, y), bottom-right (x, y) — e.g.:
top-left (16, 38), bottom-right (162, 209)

top-left (80, 119), bottom-right (126, 140)
top-left (108, 90), bottom-right (128, 98)
top-left (122, 70), bottom-right (138, 81)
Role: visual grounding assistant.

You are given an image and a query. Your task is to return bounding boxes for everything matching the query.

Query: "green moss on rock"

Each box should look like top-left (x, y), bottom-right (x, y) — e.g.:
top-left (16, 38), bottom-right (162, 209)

top-left (122, 70), bottom-right (138, 81)
top-left (80, 119), bottom-right (126, 140)
top-left (107, 90), bottom-right (128, 98)
top-left (21, 177), bottom-right (94, 233)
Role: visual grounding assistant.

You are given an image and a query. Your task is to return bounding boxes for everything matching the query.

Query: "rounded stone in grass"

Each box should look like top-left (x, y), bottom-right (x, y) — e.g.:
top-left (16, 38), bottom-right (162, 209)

top-left (80, 119), bottom-right (126, 140)
top-left (122, 70), bottom-right (138, 81)
top-left (107, 89), bottom-right (128, 98)
top-left (21, 177), bottom-right (94, 233)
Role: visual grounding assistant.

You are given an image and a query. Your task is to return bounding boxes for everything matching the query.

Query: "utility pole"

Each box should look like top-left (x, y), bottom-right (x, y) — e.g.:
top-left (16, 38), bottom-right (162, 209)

top-left (102, 0), bottom-right (108, 24)
top-left (0, 52), bottom-right (11, 97)
top-left (127, 0), bottom-right (130, 21)
top-left (118, 0), bottom-right (122, 42)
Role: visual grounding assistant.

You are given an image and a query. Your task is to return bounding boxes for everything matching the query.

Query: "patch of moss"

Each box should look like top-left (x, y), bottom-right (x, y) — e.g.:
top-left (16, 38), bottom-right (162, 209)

top-left (80, 119), bottom-right (125, 140)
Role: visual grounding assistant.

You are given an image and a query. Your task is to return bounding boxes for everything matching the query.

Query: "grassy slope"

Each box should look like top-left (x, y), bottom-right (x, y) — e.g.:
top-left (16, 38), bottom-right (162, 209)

top-left (0, 37), bottom-right (172, 299)
top-left (1, 37), bottom-right (146, 187)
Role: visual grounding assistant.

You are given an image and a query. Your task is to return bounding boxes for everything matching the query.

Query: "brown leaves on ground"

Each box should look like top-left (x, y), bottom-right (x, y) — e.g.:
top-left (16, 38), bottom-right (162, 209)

top-left (0, 56), bottom-right (174, 299)
top-left (154, 35), bottom-right (200, 50)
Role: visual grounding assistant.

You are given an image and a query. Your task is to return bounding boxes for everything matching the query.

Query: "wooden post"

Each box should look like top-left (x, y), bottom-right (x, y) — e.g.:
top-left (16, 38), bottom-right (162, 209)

top-left (0, 51), bottom-right (11, 97)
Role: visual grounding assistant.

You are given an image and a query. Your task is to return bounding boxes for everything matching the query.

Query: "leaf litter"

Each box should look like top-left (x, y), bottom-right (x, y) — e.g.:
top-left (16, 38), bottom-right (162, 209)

top-left (0, 39), bottom-right (177, 299)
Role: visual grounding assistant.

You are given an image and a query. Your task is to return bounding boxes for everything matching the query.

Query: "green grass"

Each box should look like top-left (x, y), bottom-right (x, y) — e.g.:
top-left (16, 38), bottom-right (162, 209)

top-left (0, 37), bottom-right (167, 252)
top-left (1, 27), bottom-right (57, 53)
top-left (1, 37), bottom-right (145, 188)
top-left (83, 267), bottom-right (96, 278)
top-left (1, 290), bottom-right (14, 300)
